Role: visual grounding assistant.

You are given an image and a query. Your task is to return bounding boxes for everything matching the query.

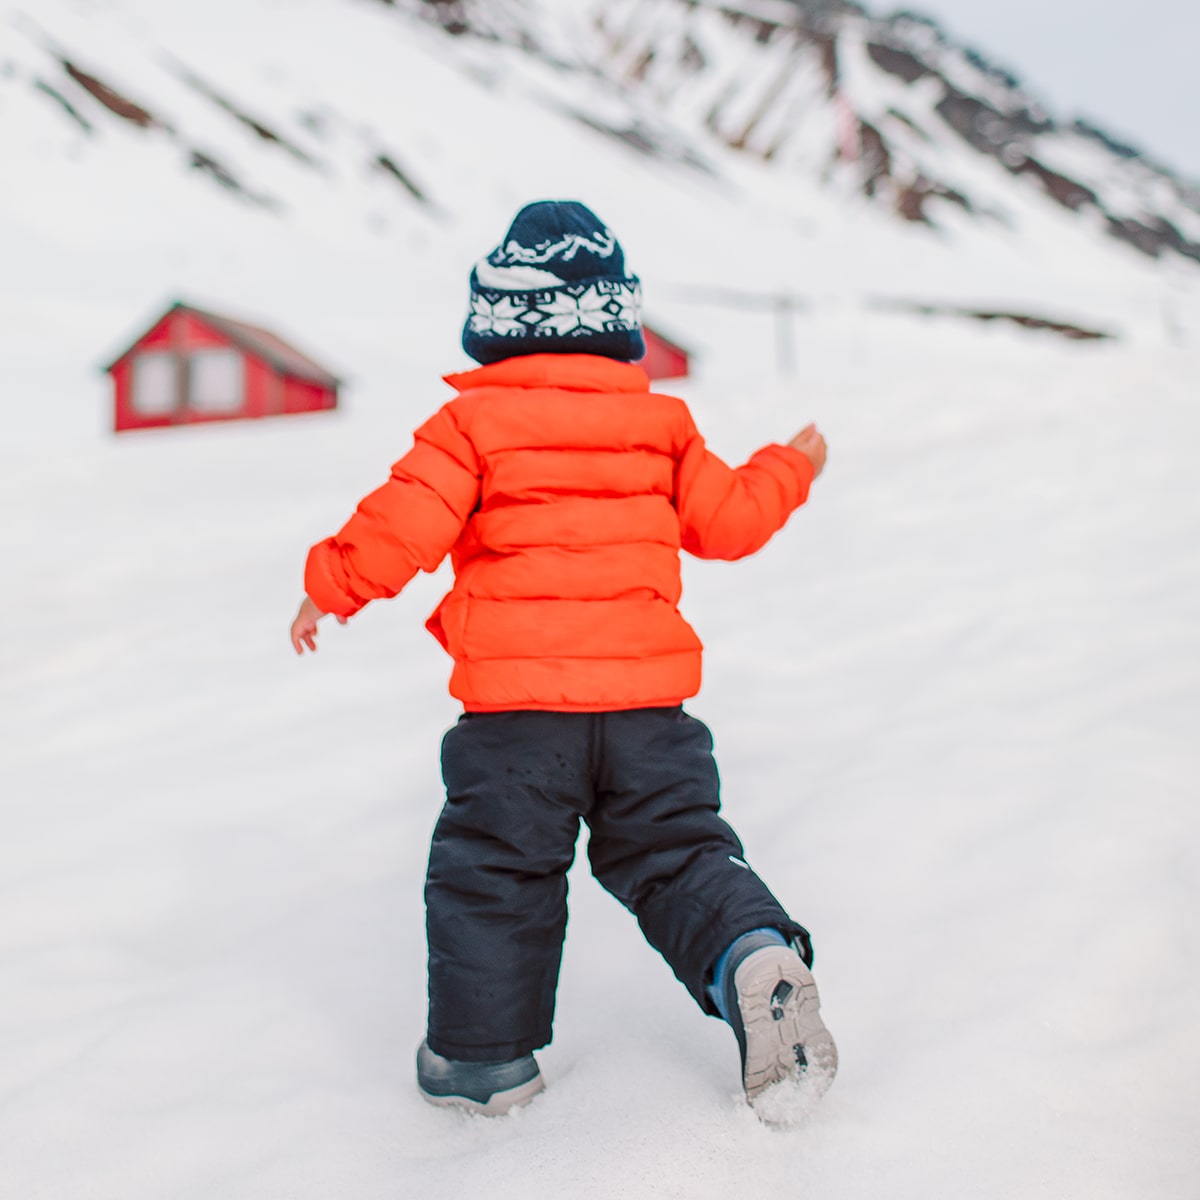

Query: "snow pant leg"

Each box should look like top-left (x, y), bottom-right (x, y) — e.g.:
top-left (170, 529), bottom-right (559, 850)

top-left (585, 707), bottom-right (809, 1015)
top-left (425, 712), bottom-right (591, 1062)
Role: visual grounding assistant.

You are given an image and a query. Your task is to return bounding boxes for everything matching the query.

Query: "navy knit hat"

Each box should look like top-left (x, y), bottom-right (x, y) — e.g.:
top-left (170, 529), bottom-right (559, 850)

top-left (462, 200), bottom-right (645, 365)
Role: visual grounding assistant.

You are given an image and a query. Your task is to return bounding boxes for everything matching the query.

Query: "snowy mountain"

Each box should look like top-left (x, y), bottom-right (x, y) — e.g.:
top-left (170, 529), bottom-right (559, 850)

top-left (10, 0), bottom-right (1200, 260)
top-left (3, 0), bottom-right (1198, 435)
top-left (400, 0), bottom-right (1200, 264)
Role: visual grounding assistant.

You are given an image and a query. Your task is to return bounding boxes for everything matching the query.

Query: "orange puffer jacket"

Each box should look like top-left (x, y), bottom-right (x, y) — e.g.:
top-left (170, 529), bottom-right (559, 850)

top-left (304, 354), bottom-right (815, 712)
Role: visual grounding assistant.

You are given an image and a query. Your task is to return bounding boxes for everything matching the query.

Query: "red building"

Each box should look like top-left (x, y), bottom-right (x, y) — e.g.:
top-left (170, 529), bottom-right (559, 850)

top-left (104, 301), bottom-right (340, 433)
top-left (638, 324), bottom-right (692, 381)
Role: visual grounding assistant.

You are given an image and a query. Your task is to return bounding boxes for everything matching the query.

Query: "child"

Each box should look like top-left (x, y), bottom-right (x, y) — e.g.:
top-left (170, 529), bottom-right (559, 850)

top-left (290, 200), bottom-right (836, 1117)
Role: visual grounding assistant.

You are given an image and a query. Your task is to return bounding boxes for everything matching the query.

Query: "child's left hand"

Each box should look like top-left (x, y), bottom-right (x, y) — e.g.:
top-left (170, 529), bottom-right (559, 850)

top-left (290, 596), bottom-right (345, 655)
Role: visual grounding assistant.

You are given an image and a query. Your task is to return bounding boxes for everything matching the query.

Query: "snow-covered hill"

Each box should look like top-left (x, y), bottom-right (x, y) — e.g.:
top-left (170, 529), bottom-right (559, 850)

top-left (4, 311), bottom-right (1199, 1200)
top-left (2, 3), bottom-right (1199, 1198)
top-left (571, 0), bottom-right (1200, 257)
top-left (11, 0), bottom-right (1200, 264)
top-left (3, 0), bottom-right (1199, 448)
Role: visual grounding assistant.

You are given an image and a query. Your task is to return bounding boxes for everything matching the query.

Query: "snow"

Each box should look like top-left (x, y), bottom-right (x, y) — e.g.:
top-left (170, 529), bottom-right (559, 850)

top-left (2, 1), bottom-right (1199, 1196)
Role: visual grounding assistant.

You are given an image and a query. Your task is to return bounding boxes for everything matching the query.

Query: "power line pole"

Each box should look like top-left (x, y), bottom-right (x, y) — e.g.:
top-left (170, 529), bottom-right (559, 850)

top-left (663, 285), bottom-right (808, 375)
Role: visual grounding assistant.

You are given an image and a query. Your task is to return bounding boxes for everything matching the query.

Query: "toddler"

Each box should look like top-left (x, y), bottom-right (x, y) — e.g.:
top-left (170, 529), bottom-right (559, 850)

top-left (290, 200), bottom-right (836, 1117)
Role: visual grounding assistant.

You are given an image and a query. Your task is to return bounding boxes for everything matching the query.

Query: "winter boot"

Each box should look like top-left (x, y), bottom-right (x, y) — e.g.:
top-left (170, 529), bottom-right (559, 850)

top-left (416, 1040), bottom-right (545, 1116)
top-left (713, 930), bottom-right (838, 1107)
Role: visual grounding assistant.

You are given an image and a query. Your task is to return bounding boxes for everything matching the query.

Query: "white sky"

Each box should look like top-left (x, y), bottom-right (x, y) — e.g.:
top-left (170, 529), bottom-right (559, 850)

top-left (887, 1), bottom-right (1200, 179)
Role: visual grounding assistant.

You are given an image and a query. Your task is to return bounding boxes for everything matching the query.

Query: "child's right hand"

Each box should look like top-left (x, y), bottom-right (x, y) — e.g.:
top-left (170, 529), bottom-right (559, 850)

top-left (290, 596), bottom-right (347, 655)
top-left (788, 423), bottom-right (827, 478)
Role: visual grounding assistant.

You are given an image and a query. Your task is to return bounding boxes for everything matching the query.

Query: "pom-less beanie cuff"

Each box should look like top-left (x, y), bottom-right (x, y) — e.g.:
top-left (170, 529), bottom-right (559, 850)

top-left (462, 201), bottom-right (645, 364)
top-left (464, 272), bottom-right (644, 364)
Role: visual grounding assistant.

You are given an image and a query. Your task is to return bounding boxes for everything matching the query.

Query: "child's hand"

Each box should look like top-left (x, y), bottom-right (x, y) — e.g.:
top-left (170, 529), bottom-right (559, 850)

top-left (290, 596), bottom-right (345, 655)
top-left (789, 423), bottom-right (827, 478)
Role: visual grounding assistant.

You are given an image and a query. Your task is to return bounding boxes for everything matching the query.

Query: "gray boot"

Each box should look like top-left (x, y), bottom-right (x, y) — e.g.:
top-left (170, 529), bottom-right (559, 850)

top-left (720, 932), bottom-right (838, 1106)
top-left (416, 1040), bottom-right (545, 1116)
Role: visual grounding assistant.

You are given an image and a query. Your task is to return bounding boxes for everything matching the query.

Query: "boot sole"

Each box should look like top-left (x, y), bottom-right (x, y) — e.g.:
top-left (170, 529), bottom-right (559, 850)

top-left (418, 1073), bottom-right (545, 1117)
top-left (734, 945), bottom-right (838, 1103)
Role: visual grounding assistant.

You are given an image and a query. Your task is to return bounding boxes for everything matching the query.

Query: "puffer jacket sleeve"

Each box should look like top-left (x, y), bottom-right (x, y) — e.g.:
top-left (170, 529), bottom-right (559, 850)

top-left (674, 411), bottom-right (815, 561)
top-left (304, 403), bottom-right (481, 618)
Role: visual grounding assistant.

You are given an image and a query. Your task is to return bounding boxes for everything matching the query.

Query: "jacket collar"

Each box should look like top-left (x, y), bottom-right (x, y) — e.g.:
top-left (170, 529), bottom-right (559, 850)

top-left (444, 354), bottom-right (650, 394)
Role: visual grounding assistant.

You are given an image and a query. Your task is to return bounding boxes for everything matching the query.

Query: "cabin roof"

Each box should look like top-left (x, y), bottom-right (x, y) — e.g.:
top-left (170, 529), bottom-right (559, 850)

top-left (106, 301), bottom-right (341, 386)
top-left (642, 320), bottom-right (692, 356)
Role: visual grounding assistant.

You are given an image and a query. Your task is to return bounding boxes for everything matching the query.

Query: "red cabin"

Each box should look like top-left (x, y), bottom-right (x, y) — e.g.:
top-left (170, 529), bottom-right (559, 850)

top-left (638, 323), bottom-right (692, 381)
top-left (104, 301), bottom-right (340, 433)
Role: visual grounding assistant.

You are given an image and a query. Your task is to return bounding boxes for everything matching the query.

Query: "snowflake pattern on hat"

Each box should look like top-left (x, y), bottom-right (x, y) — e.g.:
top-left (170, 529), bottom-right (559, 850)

top-left (463, 201), bottom-right (645, 364)
top-left (468, 294), bottom-right (527, 338)
top-left (468, 280), bottom-right (642, 339)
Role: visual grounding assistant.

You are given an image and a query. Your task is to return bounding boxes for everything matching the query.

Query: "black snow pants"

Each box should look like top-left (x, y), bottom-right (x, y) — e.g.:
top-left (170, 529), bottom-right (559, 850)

top-left (424, 706), bottom-right (811, 1061)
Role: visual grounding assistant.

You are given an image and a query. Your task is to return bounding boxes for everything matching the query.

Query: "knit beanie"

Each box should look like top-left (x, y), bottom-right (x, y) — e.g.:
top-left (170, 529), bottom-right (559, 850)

top-left (462, 200), bottom-right (645, 364)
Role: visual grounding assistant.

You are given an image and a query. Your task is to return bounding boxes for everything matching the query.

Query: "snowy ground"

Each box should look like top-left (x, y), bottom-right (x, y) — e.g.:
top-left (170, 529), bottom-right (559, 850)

top-left (3, 313), bottom-right (1199, 1199)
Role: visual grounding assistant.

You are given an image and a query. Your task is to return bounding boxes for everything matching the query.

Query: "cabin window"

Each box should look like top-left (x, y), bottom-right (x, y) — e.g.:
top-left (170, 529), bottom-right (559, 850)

top-left (188, 348), bottom-right (244, 414)
top-left (131, 352), bottom-right (178, 416)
